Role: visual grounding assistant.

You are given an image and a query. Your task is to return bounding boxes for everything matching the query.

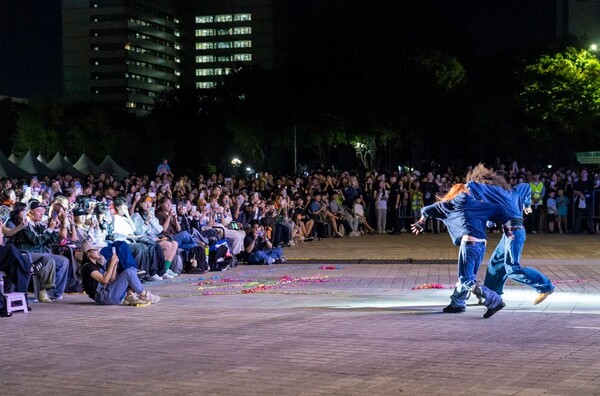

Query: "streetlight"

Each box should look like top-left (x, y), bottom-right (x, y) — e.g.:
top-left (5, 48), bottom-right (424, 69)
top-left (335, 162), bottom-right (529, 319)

top-left (590, 44), bottom-right (598, 52)
top-left (231, 158), bottom-right (242, 168)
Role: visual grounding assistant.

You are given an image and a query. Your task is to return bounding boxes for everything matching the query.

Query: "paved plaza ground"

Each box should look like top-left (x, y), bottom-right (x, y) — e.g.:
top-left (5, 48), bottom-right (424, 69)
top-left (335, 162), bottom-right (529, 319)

top-left (2, 233), bottom-right (600, 395)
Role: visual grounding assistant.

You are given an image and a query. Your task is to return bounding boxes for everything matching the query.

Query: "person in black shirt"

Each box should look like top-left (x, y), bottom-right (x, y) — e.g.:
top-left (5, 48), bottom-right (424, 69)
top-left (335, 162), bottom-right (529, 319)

top-left (80, 241), bottom-right (160, 306)
top-left (572, 169), bottom-right (595, 234)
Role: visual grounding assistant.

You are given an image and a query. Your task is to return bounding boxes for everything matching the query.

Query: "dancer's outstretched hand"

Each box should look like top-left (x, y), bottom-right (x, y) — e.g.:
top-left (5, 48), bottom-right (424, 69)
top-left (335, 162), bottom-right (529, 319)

top-left (411, 220), bottom-right (425, 234)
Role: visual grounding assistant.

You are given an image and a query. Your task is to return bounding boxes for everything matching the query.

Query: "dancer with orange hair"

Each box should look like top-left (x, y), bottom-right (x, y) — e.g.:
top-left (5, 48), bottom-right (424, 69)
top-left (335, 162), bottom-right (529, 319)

top-left (411, 183), bottom-right (511, 318)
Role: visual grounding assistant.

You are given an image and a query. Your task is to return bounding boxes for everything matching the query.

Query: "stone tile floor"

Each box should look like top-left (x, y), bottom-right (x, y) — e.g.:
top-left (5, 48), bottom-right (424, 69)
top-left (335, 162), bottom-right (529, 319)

top-left (2, 233), bottom-right (600, 395)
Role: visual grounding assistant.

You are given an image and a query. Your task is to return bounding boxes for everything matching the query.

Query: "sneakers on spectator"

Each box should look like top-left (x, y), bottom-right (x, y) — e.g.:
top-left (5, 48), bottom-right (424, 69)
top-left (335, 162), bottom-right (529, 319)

top-left (123, 292), bottom-right (144, 306)
top-left (400, 228), bottom-right (408, 233)
top-left (166, 269), bottom-right (179, 277)
top-left (162, 272), bottom-right (174, 279)
top-left (275, 257), bottom-right (287, 264)
top-left (137, 269), bottom-right (146, 275)
top-left (150, 274), bottom-right (163, 281)
top-left (38, 290), bottom-right (52, 303)
top-left (140, 290), bottom-right (161, 304)
top-left (266, 257), bottom-right (275, 265)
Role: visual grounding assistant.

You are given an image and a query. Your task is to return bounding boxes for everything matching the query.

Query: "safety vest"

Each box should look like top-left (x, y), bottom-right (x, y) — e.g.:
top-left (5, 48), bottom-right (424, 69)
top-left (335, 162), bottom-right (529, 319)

top-left (530, 182), bottom-right (544, 205)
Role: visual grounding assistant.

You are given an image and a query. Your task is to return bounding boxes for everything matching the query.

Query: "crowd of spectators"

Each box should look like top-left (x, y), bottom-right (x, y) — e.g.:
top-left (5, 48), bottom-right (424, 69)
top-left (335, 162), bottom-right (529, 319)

top-left (0, 159), bottom-right (599, 305)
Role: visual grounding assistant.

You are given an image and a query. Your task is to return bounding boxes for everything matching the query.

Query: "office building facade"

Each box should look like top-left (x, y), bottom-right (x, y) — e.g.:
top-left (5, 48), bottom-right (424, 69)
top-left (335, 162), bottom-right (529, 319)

top-left (62, 0), bottom-right (278, 113)
top-left (62, 0), bottom-right (181, 115)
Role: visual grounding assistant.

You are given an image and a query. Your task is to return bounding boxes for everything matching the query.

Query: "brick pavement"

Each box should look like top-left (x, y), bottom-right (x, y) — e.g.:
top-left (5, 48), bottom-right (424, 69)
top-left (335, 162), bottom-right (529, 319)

top-left (1, 233), bottom-right (600, 395)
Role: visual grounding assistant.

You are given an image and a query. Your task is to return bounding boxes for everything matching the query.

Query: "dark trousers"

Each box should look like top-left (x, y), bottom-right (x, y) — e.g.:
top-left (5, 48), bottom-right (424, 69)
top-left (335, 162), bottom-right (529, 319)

top-left (0, 245), bottom-right (32, 293)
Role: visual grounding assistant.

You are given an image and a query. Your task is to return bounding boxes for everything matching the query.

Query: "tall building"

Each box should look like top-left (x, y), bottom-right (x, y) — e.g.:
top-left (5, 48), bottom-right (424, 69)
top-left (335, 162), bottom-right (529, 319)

top-left (178, 0), bottom-right (277, 92)
top-left (62, 0), bottom-right (280, 113)
top-left (62, 0), bottom-right (181, 115)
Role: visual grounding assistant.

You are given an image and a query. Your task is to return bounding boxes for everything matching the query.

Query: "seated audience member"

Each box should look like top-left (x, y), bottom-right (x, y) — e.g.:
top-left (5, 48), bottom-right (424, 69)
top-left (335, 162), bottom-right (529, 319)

top-left (131, 195), bottom-right (179, 278)
top-left (0, 218), bottom-right (33, 294)
top-left (80, 240), bottom-right (160, 306)
top-left (329, 192), bottom-right (360, 237)
top-left (11, 200), bottom-right (68, 302)
top-left (112, 197), bottom-right (166, 281)
top-left (243, 220), bottom-right (286, 265)
top-left (352, 196), bottom-right (376, 234)
top-left (156, 196), bottom-right (205, 274)
top-left (308, 191), bottom-right (344, 237)
top-left (292, 195), bottom-right (315, 238)
top-left (207, 196), bottom-right (245, 256)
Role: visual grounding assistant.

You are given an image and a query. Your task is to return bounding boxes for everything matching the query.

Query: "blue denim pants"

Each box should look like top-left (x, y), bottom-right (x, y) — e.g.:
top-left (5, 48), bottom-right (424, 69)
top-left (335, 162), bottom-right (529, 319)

top-left (484, 229), bottom-right (554, 295)
top-left (248, 247), bottom-right (284, 265)
top-left (94, 267), bottom-right (144, 305)
top-left (450, 241), bottom-right (502, 309)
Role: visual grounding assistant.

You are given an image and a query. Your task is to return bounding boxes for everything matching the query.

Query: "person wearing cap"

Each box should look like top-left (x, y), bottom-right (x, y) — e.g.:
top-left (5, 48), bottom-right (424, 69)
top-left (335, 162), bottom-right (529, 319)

top-left (80, 240), bottom-right (159, 306)
top-left (11, 200), bottom-right (69, 302)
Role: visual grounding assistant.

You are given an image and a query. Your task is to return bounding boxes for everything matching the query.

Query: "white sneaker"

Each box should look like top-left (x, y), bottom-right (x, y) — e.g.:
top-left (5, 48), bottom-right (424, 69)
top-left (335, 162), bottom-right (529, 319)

top-left (123, 292), bottom-right (145, 306)
top-left (166, 269), bottom-right (179, 277)
top-left (140, 290), bottom-right (161, 304)
top-left (162, 272), bottom-right (173, 279)
top-left (150, 274), bottom-right (163, 281)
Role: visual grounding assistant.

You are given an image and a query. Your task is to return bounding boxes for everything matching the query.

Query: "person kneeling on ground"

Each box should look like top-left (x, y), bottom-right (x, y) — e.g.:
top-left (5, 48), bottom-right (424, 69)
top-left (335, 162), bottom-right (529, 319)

top-left (80, 240), bottom-right (160, 306)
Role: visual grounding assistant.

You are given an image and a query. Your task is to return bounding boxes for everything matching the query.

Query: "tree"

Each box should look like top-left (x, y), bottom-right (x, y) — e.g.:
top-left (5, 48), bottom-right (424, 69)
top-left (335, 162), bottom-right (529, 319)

top-left (519, 47), bottom-right (600, 155)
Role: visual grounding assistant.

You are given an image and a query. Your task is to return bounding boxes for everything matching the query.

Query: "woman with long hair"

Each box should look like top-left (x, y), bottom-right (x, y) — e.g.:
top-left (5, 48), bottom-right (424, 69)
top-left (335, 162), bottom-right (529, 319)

top-left (411, 183), bottom-right (511, 318)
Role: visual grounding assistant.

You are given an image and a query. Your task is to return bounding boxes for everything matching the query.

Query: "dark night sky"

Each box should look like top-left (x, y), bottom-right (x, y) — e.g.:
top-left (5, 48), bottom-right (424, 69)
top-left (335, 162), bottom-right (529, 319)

top-left (0, 0), bottom-right (63, 99)
top-left (0, 0), bottom-right (557, 100)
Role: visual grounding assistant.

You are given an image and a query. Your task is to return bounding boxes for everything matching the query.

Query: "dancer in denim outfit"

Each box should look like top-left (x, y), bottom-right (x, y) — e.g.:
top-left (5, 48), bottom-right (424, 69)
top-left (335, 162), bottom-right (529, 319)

top-left (412, 184), bottom-right (510, 318)
top-left (466, 164), bottom-right (555, 305)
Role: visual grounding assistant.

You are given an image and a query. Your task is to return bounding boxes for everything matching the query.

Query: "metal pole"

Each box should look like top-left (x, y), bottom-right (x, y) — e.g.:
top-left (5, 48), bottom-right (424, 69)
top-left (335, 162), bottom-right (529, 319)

top-left (294, 124), bottom-right (297, 175)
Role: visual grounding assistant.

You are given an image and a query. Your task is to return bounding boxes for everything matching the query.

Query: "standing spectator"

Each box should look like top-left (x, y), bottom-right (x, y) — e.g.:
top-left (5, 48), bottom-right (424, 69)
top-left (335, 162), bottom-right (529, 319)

top-left (528, 171), bottom-right (545, 234)
top-left (388, 175), bottom-right (402, 234)
top-left (410, 179), bottom-right (424, 225)
top-left (421, 172), bottom-right (440, 233)
top-left (546, 189), bottom-right (557, 234)
top-left (156, 158), bottom-right (173, 179)
top-left (555, 188), bottom-right (570, 234)
top-left (572, 168), bottom-right (595, 234)
top-left (375, 180), bottom-right (389, 234)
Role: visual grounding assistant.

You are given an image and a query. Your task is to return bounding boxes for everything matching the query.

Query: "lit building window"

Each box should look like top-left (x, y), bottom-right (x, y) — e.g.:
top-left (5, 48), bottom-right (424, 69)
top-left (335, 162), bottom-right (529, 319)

top-left (234, 40), bottom-right (252, 48)
top-left (196, 29), bottom-right (215, 37)
top-left (196, 16), bottom-right (214, 24)
top-left (126, 101), bottom-right (136, 108)
top-left (196, 82), bottom-right (216, 89)
top-left (217, 41), bottom-right (233, 49)
top-left (196, 69), bottom-right (215, 76)
top-left (234, 13), bottom-right (251, 21)
top-left (196, 55), bottom-right (215, 63)
top-left (215, 14), bottom-right (233, 22)
top-left (196, 42), bottom-right (215, 50)
top-left (233, 27), bottom-right (251, 35)
top-left (233, 53), bottom-right (252, 61)
top-left (217, 55), bottom-right (231, 62)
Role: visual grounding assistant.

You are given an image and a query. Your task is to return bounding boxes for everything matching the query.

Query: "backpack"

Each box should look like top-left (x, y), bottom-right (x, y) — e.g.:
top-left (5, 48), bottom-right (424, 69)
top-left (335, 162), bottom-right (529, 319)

top-left (208, 239), bottom-right (237, 271)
